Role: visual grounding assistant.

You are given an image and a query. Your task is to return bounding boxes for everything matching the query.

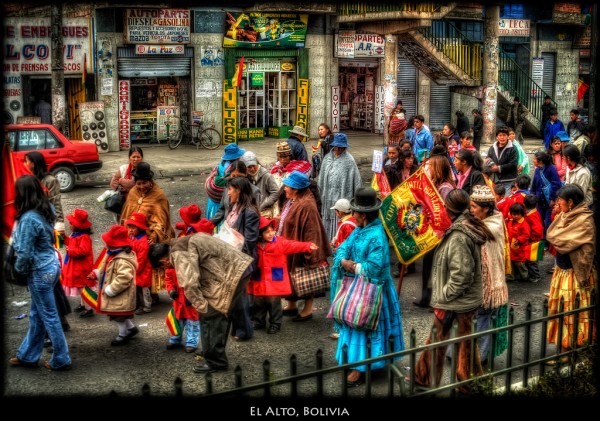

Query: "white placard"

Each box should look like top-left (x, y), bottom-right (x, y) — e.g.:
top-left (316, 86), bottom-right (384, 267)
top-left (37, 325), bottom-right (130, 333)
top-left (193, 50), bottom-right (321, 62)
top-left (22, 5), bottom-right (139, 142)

top-left (372, 150), bottom-right (383, 173)
top-left (336, 30), bottom-right (355, 58)
top-left (101, 78), bottom-right (113, 96)
top-left (331, 86), bottom-right (341, 133)
top-left (375, 85), bottom-right (385, 133)
top-left (531, 58), bottom-right (544, 88)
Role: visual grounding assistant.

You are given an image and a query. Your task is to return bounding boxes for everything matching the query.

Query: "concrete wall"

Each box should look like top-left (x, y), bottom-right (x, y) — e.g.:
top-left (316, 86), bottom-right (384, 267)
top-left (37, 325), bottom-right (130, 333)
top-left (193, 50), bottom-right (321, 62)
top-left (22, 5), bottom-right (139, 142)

top-left (451, 93), bottom-right (480, 130)
top-left (536, 40), bottom-right (580, 124)
top-left (192, 33), bottom-right (225, 128)
top-left (417, 70), bottom-right (430, 121)
top-left (306, 33), bottom-right (336, 139)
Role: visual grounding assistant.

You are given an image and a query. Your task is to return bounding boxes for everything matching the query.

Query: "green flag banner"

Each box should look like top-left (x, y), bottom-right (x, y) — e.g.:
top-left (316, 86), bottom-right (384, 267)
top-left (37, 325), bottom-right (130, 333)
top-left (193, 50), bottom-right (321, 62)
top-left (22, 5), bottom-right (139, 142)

top-left (380, 166), bottom-right (452, 265)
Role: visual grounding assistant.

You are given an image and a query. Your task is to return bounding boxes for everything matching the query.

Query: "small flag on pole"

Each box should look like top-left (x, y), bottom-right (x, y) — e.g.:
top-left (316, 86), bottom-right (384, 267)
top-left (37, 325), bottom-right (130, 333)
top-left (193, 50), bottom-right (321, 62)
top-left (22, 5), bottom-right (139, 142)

top-left (54, 230), bottom-right (64, 249)
top-left (526, 240), bottom-right (545, 262)
top-left (94, 247), bottom-right (107, 269)
top-left (82, 286), bottom-right (98, 311)
top-left (165, 307), bottom-right (182, 336)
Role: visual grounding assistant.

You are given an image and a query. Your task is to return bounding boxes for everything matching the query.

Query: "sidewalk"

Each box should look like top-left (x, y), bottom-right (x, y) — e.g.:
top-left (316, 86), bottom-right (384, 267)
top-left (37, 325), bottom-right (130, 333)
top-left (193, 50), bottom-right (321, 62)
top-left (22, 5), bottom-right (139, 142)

top-left (82, 131), bottom-right (544, 186)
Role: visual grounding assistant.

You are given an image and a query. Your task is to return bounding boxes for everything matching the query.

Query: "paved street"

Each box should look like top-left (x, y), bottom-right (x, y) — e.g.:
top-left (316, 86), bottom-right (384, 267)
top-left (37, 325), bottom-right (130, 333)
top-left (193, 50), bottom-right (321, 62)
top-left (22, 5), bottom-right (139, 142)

top-left (4, 140), bottom-right (556, 400)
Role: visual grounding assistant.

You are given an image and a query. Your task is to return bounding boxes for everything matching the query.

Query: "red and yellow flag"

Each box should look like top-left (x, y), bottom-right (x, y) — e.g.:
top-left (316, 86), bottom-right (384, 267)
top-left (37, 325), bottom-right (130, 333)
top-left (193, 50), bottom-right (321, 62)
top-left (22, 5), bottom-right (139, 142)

top-left (371, 171), bottom-right (391, 199)
top-left (379, 166), bottom-right (452, 265)
top-left (166, 307), bottom-right (182, 336)
top-left (232, 56), bottom-right (244, 88)
top-left (2, 143), bottom-right (33, 241)
top-left (94, 247), bottom-right (108, 269)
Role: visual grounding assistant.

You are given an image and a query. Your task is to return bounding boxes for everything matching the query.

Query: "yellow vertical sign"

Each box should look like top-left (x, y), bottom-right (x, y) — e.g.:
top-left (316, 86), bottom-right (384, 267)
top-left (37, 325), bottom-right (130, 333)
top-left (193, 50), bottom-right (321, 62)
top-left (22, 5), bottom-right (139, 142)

top-left (222, 80), bottom-right (237, 144)
top-left (296, 78), bottom-right (309, 134)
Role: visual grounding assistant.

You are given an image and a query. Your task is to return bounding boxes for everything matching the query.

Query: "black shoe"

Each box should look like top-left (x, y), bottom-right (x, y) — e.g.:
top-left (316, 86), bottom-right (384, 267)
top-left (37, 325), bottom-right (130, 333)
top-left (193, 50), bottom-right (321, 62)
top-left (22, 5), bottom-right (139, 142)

top-left (166, 342), bottom-right (183, 350)
top-left (79, 309), bottom-right (94, 318)
top-left (412, 301), bottom-right (430, 308)
top-left (73, 305), bottom-right (85, 312)
top-left (282, 308), bottom-right (298, 317)
top-left (125, 326), bottom-right (139, 339)
top-left (193, 361), bottom-right (227, 373)
top-left (267, 324), bottom-right (281, 334)
top-left (253, 322), bottom-right (266, 330)
top-left (292, 313), bottom-right (313, 322)
top-left (110, 335), bottom-right (130, 346)
top-left (43, 338), bottom-right (52, 348)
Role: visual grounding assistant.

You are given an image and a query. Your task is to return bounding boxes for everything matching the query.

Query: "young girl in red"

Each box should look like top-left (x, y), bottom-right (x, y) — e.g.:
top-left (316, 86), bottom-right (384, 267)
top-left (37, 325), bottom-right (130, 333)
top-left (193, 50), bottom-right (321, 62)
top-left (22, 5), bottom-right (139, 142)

top-left (247, 217), bottom-right (318, 334)
top-left (507, 203), bottom-right (531, 282)
top-left (61, 209), bottom-right (95, 317)
top-left (125, 212), bottom-right (153, 315)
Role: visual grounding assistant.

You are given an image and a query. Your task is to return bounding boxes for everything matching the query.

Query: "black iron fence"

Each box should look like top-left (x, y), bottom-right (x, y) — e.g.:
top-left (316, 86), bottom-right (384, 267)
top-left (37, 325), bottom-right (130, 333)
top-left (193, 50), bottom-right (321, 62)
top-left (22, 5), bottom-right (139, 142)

top-left (139, 293), bottom-right (596, 398)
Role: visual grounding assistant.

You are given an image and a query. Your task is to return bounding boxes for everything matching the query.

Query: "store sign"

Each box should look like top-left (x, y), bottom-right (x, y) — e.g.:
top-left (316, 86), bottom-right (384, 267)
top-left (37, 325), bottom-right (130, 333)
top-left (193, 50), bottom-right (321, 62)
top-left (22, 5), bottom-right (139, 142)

top-left (246, 61), bottom-right (282, 72)
top-left (375, 85), bottom-right (385, 133)
top-left (118, 80), bottom-right (131, 150)
top-left (336, 30), bottom-right (355, 58)
top-left (296, 79), bottom-right (309, 131)
top-left (135, 44), bottom-right (185, 54)
top-left (157, 106), bottom-right (179, 141)
top-left (498, 19), bottom-right (530, 37)
top-left (222, 80), bottom-right (237, 144)
top-left (130, 78), bottom-right (158, 86)
top-left (331, 86), bottom-right (341, 133)
top-left (125, 8), bottom-right (191, 44)
top-left (335, 33), bottom-right (385, 57)
top-left (251, 73), bottom-right (264, 87)
top-left (3, 17), bottom-right (90, 75)
top-left (223, 12), bottom-right (308, 48)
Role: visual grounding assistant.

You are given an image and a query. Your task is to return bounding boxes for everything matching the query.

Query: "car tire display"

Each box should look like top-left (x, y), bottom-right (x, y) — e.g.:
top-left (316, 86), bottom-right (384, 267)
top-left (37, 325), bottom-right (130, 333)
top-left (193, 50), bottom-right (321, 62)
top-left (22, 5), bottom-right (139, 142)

top-left (80, 103), bottom-right (108, 153)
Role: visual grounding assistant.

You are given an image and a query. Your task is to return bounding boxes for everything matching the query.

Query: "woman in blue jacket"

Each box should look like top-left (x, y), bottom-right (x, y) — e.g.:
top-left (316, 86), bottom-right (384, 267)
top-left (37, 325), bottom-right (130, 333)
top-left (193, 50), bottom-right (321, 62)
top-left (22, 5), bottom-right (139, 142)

top-left (530, 151), bottom-right (562, 236)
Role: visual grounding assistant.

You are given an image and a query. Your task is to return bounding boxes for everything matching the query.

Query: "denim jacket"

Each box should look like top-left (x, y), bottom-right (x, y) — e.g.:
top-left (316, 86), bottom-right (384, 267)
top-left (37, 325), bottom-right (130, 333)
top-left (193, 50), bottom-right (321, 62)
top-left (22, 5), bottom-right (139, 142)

top-left (13, 210), bottom-right (58, 274)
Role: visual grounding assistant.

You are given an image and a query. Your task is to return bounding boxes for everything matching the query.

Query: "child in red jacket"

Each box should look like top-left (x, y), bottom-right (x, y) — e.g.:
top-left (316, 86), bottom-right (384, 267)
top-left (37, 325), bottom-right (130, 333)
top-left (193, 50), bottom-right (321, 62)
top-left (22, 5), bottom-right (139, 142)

top-left (329, 198), bottom-right (357, 252)
top-left (175, 204), bottom-right (214, 238)
top-left (501, 174), bottom-right (531, 220)
top-left (247, 217), bottom-right (318, 334)
top-left (125, 212), bottom-right (153, 315)
top-left (524, 194), bottom-right (544, 283)
top-left (507, 203), bottom-right (531, 282)
top-left (62, 209), bottom-right (95, 317)
top-left (164, 265), bottom-right (200, 353)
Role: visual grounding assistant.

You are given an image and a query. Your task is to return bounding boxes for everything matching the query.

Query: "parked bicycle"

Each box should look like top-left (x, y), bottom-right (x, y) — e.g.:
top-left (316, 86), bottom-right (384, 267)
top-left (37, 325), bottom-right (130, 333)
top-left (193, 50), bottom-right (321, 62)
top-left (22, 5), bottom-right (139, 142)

top-left (168, 119), bottom-right (221, 150)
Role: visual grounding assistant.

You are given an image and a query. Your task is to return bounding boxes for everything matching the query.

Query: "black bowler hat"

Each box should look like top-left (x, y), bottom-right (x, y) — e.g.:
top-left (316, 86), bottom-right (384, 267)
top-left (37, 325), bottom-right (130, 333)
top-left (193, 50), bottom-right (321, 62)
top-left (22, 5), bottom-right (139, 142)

top-left (350, 187), bottom-right (382, 213)
top-left (132, 162), bottom-right (155, 180)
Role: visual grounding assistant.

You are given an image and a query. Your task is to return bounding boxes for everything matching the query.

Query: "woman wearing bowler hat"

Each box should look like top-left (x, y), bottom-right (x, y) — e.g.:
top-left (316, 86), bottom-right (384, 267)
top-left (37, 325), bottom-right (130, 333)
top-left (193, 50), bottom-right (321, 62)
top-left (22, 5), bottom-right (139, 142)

top-left (276, 170), bottom-right (332, 321)
top-left (120, 162), bottom-right (175, 302)
top-left (332, 186), bottom-right (404, 386)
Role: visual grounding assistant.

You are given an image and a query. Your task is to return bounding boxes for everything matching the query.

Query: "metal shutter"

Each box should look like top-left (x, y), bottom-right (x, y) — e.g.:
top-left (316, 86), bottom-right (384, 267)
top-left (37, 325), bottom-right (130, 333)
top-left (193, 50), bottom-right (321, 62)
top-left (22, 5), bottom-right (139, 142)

top-left (541, 52), bottom-right (555, 98)
top-left (429, 82), bottom-right (451, 131)
top-left (117, 46), bottom-right (193, 77)
top-left (397, 57), bottom-right (417, 118)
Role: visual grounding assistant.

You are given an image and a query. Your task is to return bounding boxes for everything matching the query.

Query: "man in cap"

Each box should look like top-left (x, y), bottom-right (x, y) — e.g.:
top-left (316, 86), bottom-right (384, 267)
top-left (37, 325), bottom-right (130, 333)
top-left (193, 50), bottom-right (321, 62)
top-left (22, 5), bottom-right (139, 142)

top-left (286, 125), bottom-right (309, 162)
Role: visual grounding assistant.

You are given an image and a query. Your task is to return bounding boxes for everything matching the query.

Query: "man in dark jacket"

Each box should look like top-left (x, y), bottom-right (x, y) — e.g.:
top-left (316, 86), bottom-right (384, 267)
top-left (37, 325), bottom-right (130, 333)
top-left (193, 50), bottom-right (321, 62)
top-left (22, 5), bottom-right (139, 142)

top-left (455, 110), bottom-right (470, 136)
top-left (486, 127), bottom-right (518, 194)
top-left (471, 109), bottom-right (483, 151)
top-left (540, 95), bottom-right (553, 135)
top-left (506, 97), bottom-right (526, 142)
top-left (286, 126), bottom-right (309, 162)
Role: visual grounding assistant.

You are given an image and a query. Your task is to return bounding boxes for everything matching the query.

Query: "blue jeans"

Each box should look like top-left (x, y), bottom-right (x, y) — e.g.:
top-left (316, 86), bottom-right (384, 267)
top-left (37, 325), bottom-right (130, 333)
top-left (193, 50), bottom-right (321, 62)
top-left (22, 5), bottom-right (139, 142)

top-left (17, 260), bottom-right (71, 369)
top-left (169, 318), bottom-right (201, 348)
top-left (476, 307), bottom-right (498, 363)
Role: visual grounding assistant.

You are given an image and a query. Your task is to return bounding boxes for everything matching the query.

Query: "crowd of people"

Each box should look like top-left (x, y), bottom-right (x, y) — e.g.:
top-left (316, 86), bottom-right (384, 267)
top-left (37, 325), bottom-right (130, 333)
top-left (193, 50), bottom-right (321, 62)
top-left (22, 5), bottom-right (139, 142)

top-left (7, 109), bottom-right (597, 393)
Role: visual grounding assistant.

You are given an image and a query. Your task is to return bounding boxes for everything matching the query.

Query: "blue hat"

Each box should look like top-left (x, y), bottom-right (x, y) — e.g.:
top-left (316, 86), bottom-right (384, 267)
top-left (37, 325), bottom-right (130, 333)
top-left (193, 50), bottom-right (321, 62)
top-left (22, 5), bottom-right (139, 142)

top-left (555, 131), bottom-right (570, 142)
top-left (221, 143), bottom-right (246, 161)
top-left (282, 170), bottom-right (310, 189)
top-left (330, 133), bottom-right (349, 148)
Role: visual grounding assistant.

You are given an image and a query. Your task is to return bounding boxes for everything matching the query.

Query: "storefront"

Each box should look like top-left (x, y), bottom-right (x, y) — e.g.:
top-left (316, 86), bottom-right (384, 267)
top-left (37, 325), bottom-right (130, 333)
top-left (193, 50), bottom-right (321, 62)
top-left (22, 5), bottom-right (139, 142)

top-left (116, 8), bottom-right (192, 149)
top-left (335, 32), bottom-right (384, 132)
top-left (3, 16), bottom-right (91, 140)
top-left (222, 12), bottom-right (309, 142)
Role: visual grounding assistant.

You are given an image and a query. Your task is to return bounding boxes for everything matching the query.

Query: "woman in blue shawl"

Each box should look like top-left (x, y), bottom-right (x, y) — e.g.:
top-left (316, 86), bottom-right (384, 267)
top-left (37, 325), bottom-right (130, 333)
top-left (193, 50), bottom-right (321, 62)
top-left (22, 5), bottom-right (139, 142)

top-left (331, 187), bottom-right (404, 386)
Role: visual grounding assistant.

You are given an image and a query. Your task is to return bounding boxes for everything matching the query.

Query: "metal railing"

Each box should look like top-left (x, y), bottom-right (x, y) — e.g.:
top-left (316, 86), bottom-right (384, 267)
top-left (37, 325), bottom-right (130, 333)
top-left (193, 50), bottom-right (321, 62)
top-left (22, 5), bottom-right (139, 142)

top-left (129, 292), bottom-right (595, 397)
top-left (498, 48), bottom-right (557, 123)
top-left (337, 2), bottom-right (441, 15)
top-left (416, 20), bottom-right (483, 81)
